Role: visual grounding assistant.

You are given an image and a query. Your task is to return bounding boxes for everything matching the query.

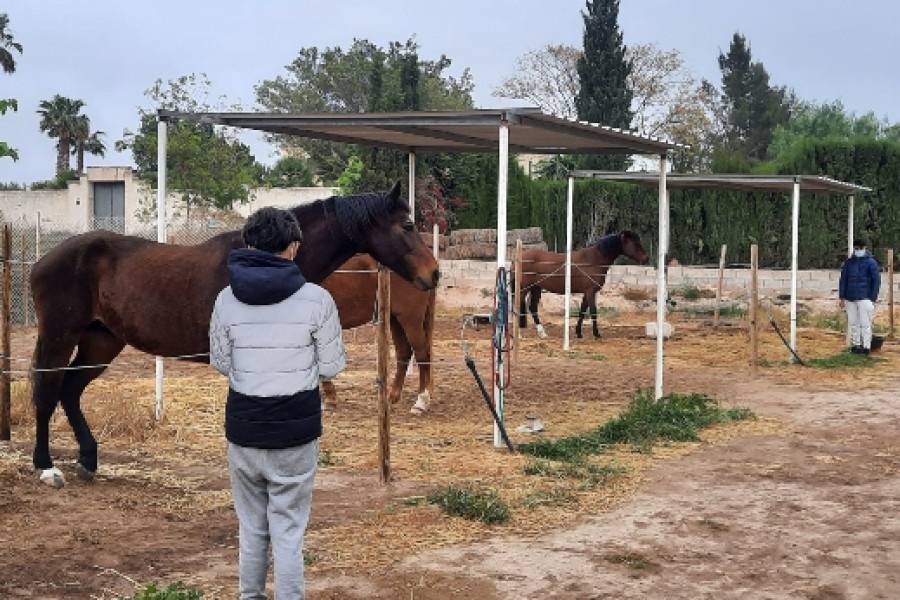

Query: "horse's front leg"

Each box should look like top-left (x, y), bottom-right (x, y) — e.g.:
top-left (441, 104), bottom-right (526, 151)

top-left (529, 288), bottom-right (548, 339)
top-left (575, 297), bottom-right (589, 339)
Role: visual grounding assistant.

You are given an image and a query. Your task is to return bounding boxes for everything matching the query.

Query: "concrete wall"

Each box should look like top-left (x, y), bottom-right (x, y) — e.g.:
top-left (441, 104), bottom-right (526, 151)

top-left (0, 166), bottom-right (338, 233)
top-left (437, 259), bottom-right (899, 300)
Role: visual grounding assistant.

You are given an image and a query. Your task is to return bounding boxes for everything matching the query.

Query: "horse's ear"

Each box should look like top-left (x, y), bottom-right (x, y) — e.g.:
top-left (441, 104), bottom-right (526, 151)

top-left (389, 181), bottom-right (402, 199)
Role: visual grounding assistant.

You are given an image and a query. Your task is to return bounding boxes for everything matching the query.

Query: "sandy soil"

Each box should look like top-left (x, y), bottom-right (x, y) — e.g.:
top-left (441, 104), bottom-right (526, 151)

top-left (1, 285), bottom-right (898, 599)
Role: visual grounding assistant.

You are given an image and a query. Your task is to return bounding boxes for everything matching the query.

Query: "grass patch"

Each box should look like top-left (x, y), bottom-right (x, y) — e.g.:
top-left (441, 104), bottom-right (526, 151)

top-left (518, 390), bottom-right (754, 460)
top-left (797, 311), bottom-right (846, 332)
top-left (117, 582), bottom-right (212, 599)
top-left (524, 458), bottom-right (625, 487)
top-left (698, 518), bottom-right (729, 531)
top-left (805, 351), bottom-right (886, 369)
top-left (426, 485), bottom-right (510, 524)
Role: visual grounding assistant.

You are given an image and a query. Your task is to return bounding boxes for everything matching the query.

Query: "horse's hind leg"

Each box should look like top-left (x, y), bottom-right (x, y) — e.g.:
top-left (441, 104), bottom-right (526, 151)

top-left (589, 293), bottom-right (602, 338)
top-left (57, 324), bottom-right (125, 481)
top-left (528, 289), bottom-right (548, 339)
top-left (32, 334), bottom-right (78, 484)
top-left (518, 287), bottom-right (528, 329)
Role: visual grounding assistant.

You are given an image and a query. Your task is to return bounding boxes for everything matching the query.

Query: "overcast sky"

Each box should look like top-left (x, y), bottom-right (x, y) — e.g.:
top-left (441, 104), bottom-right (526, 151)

top-left (3, 0), bottom-right (898, 184)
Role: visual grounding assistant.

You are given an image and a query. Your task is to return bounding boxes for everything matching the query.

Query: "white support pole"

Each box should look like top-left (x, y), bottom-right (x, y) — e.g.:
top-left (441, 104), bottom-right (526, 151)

top-left (655, 156), bottom-right (668, 400)
top-left (563, 175), bottom-right (574, 352)
top-left (846, 193), bottom-right (855, 348)
top-left (493, 121), bottom-right (509, 448)
top-left (155, 118), bottom-right (168, 421)
top-left (408, 152), bottom-right (416, 216)
top-left (789, 179), bottom-right (800, 361)
top-left (847, 194), bottom-right (855, 258)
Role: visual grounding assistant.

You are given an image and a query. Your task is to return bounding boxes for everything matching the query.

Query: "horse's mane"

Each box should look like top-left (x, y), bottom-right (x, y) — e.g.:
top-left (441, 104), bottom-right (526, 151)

top-left (593, 232), bottom-right (623, 256)
top-left (289, 190), bottom-right (404, 242)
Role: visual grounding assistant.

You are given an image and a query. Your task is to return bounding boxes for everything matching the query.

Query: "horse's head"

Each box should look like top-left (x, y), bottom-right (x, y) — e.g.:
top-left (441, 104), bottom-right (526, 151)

top-left (332, 182), bottom-right (440, 291)
top-left (620, 230), bottom-right (649, 263)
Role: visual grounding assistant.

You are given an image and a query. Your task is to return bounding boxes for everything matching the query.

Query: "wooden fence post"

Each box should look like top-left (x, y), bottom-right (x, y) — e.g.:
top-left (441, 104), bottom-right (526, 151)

top-left (1, 224), bottom-right (12, 441)
top-left (714, 244), bottom-right (727, 327)
top-left (750, 244), bottom-right (759, 377)
top-left (376, 263), bottom-right (391, 484)
top-left (888, 249), bottom-right (894, 339)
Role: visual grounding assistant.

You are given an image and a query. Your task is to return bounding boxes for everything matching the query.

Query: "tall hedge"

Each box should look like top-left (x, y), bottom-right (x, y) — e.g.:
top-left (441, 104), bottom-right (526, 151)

top-left (450, 138), bottom-right (900, 269)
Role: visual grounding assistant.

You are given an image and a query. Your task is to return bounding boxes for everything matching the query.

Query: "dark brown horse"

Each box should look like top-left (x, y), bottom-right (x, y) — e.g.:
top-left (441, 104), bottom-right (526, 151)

top-left (29, 183), bottom-right (439, 487)
top-left (516, 231), bottom-right (648, 339)
top-left (319, 254), bottom-right (436, 414)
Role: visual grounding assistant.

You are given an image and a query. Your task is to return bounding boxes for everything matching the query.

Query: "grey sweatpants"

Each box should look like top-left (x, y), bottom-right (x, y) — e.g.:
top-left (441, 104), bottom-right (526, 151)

top-left (227, 440), bottom-right (318, 600)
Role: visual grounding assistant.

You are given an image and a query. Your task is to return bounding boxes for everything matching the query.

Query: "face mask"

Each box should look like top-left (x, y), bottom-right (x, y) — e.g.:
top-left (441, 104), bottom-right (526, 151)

top-left (854, 249), bottom-right (866, 258)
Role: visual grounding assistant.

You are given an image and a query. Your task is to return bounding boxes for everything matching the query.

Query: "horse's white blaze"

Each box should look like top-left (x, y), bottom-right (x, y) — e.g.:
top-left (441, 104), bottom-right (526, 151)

top-left (536, 324), bottom-right (548, 339)
top-left (39, 467), bottom-right (65, 489)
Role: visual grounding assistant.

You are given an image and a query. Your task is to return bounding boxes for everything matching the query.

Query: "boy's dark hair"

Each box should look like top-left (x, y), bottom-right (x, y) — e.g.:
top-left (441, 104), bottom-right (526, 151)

top-left (242, 207), bottom-right (303, 253)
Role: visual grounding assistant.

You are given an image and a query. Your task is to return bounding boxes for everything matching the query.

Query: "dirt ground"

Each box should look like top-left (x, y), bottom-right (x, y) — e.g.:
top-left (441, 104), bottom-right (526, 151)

top-left (1, 284), bottom-right (899, 599)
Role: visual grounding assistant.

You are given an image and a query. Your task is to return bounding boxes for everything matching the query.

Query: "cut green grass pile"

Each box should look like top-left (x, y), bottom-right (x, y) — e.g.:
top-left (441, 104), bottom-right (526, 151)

top-left (518, 390), bottom-right (754, 460)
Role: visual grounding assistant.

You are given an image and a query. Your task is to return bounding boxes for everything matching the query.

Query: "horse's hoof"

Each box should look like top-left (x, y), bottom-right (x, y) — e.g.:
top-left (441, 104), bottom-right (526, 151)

top-left (575, 332), bottom-right (583, 339)
top-left (75, 462), bottom-right (96, 482)
top-left (536, 324), bottom-right (548, 339)
top-left (38, 467), bottom-right (65, 489)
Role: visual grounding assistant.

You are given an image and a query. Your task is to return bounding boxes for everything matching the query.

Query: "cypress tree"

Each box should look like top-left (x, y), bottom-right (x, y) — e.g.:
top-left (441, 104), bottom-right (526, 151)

top-left (575, 0), bottom-right (634, 171)
top-left (717, 33), bottom-right (792, 162)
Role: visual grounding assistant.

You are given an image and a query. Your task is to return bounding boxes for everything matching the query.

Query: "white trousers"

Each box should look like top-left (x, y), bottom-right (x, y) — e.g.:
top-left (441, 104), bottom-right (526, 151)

top-left (846, 299), bottom-right (875, 349)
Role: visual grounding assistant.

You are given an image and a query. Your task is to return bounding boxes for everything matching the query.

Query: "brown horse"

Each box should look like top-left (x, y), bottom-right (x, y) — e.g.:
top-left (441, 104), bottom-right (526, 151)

top-left (29, 183), bottom-right (439, 487)
top-left (319, 254), bottom-right (436, 414)
top-left (516, 231), bottom-right (648, 339)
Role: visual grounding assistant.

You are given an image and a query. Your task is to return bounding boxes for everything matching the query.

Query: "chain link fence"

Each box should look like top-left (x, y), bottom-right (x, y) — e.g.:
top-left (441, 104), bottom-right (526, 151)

top-left (1, 215), bottom-right (234, 326)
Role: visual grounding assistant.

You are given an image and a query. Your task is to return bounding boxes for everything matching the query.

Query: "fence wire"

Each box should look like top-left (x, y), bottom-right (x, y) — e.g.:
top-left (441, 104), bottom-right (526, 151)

top-left (0, 216), bottom-right (229, 326)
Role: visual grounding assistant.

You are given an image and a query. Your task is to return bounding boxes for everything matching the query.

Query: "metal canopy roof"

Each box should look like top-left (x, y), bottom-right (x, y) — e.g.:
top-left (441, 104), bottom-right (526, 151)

top-left (158, 108), bottom-right (680, 156)
top-left (572, 171), bottom-right (871, 195)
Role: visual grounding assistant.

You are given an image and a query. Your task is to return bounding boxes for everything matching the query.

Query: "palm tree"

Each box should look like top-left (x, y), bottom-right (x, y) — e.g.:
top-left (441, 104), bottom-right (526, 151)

top-left (0, 13), bottom-right (23, 74)
top-left (37, 94), bottom-right (85, 176)
top-left (71, 114), bottom-right (106, 173)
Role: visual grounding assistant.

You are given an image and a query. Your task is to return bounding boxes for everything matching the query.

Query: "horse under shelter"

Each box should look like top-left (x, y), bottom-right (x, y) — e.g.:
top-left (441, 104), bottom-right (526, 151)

top-left (153, 108), bottom-right (680, 457)
top-left (571, 171), bottom-right (873, 382)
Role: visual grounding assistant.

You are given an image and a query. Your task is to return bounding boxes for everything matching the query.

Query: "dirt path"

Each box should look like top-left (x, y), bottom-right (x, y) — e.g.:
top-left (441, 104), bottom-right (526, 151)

top-left (2, 290), bottom-right (899, 599)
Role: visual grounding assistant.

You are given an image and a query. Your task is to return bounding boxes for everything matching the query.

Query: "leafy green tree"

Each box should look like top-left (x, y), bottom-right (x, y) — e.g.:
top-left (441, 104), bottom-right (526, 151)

top-left (1, 14), bottom-right (22, 162)
top-left (0, 99), bottom-right (18, 161)
top-left (116, 73), bottom-right (259, 214)
top-left (0, 13), bottom-right (22, 74)
top-left (767, 99), bottom-right (900, 163)
top-left (37, 94), bottom-right (86, 175)
top-left (263, 155), bottom-right (315, 188)
top-left (575, 0), bottom-right (633, 171)
top-left (255, 37), bottom-right (474, 189)
top-left (716, 33), bottom-right (792, 163)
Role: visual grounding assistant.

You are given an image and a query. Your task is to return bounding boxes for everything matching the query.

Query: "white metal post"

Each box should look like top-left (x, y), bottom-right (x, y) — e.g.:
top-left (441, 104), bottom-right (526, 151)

top-left (789, 179), bottom-right (800, 360)
top-left (563, 176), bottom-right (574, 352)
top-left (847, 194), bottom-right (855, 258)
top-left (155, 118), bottom-right (168, 420)
top-left (493, 121), bottom-right (509, 448)
top-left (655, 156), bottom-right (668, 400)
top-left (408, 152), bottom-right (416, 217)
